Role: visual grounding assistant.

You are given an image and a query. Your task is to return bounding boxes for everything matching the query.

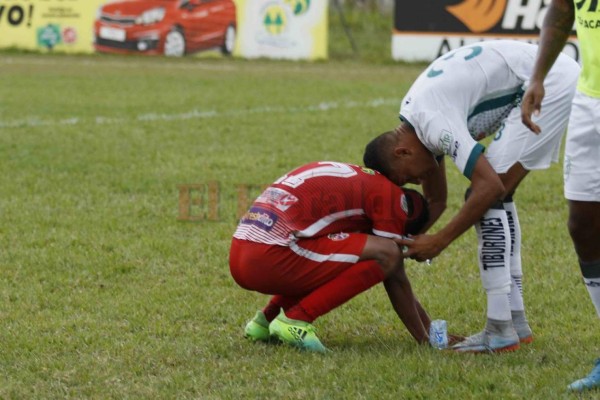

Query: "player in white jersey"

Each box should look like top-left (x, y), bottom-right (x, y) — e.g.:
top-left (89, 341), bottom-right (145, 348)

top-left (364, 40), bottom-right (580, 353)
top-left (522, 0), bottom-right (600, 391)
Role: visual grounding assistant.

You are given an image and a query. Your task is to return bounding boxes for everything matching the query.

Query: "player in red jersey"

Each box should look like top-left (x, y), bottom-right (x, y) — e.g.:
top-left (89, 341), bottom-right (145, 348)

top-left (229, 161), bottom-right (439, 352)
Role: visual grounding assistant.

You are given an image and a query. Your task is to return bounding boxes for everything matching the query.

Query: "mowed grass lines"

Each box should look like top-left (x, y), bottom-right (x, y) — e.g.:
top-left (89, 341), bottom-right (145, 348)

top-left (0, 54), bottom-right (594, 399)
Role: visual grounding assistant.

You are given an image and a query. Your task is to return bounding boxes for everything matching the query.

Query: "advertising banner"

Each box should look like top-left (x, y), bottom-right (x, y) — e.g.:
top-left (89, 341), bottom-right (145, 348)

top-left (0, 0), bottom-right (327, 60)
top-left (0, 0), bottom-right (99, 53)
top-left (235, 0), bottom-right (327, 60)
top-left (392, 0), bottom-right (579, 62)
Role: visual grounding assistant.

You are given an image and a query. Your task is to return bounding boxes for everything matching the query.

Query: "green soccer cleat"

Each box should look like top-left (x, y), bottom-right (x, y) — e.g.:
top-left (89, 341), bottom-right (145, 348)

top-left (268, 310), bottom-right (329, 353)
top-left (244, 310), bottom-right (271, 342)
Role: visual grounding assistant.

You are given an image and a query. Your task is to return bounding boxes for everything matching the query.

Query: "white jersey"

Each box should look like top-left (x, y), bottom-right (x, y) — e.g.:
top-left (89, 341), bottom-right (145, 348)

top-left (399, 40), bottom-right (576, 179)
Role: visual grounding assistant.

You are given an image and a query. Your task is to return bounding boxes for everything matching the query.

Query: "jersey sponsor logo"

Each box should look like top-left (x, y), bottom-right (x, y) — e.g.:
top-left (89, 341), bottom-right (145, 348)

top-left (255, 187), bottom-right (299, 211)
top-left (439, 130), bottom-right (453, 155)
top-left (328, 232), bottom-right (350, 241)
top-left (576, 0), bottom-right (600, 11)
top-left (450, 140), bottom-right (460, 162)
top-left (400, 194), bottom-right (409, 214)
top-left (577, 16), bottom-right (600, 29)
top-left (360, 167), bottom-right (376, 175)
top-left (240, 206), bottom-right (278, 231)
top-left (446, 0), bottom-right (507, 33)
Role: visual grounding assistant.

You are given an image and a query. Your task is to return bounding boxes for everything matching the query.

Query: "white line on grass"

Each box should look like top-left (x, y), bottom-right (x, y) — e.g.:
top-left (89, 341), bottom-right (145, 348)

top-left (0, 98), bottom-right (399, 129)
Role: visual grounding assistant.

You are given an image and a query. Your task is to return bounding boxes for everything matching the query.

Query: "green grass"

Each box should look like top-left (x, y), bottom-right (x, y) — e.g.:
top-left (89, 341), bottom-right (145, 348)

top-left (0, 52), bottom-right (597, 399)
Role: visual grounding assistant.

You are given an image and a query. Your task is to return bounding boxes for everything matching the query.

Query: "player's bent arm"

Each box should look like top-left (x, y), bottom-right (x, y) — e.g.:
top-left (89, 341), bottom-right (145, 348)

top-left (395, 155), bottom-right (504, 261)
top-left (415, 299), bottom-right (431, 333)
top-left (420, 157), bottom-right (447, 233)
top-left (533, 0), bottom-right (575, 83)
top-left (383, 266), bottom-right (429, 344)
top-left (429, 155), bottom-right (504, 253)
top-left (522, 0), bottom-right (575, 132)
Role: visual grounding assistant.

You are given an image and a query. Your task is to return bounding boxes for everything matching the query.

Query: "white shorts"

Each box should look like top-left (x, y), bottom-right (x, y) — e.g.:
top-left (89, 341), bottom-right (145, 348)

top-left (485, 56), bottom-right (579, 174)
top-left (564, 91), bottom-right (600, 202)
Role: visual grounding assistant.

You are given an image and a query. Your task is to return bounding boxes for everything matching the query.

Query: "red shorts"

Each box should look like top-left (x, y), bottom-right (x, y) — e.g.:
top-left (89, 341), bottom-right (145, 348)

top-left (229, 233), bottom-right (369, 296)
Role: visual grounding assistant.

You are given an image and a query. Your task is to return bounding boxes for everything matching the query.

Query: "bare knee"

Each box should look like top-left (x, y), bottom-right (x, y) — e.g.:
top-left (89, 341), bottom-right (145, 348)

top-left (568, 201), bottom-right (600, 260)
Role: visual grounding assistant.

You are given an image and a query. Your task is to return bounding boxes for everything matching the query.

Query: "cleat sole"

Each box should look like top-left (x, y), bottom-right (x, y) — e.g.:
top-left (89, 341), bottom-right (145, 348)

top-left (519, 335), bottom-right (533, 344)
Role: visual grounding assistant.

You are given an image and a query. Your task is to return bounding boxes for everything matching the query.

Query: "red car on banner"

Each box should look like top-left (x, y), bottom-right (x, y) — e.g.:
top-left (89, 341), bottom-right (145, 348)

top-left (94, 0), bottom-right (236, 57)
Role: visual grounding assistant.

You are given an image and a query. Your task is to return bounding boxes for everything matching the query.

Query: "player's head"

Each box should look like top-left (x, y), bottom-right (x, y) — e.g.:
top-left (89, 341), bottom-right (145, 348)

top-left (363, 130), bottom-right (396, 178)
top-left (364, 123), bottom-right (439, 186)
top-left (403, 188), bottom-right (429, 235)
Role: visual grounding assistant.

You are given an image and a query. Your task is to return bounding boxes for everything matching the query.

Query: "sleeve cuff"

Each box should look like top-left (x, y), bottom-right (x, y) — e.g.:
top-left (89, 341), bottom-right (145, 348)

top-left (464, 143), bottom-right (485, 179)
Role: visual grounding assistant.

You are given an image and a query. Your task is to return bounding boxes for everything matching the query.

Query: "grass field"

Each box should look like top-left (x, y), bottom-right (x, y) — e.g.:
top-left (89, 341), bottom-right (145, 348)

top-left (0, 52), bottom-right (597, 399)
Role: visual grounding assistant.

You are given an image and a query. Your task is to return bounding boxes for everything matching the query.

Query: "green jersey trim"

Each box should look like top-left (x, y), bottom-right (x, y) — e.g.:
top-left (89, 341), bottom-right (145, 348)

top-left (464, 143), bottom-right (485, 179)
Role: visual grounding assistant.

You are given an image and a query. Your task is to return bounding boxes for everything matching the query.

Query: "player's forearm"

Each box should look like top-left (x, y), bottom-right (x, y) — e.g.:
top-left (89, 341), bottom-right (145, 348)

top-left (531, 0), bottom-right (575, 82)
top-left (383, 274), bottom-right (429, 344)
top-left (438, 154), bottom-right (504, 245)
top-left (421, 158), bottom-right (447, 233)
top-left (434, 178), bottom-right (503, 248)
top-left (422, 200), bottom-right (446, 233)
top-left (415, 299), bottom-right (431, 332)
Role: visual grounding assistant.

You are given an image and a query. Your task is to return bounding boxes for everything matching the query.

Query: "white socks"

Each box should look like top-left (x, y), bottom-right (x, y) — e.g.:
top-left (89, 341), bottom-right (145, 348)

top-left (504, 200), bottom-right (525, 312)
top-left (476, 206), bottom-right (512, 321)
top-left (580, 260), bottom-right (600, 318)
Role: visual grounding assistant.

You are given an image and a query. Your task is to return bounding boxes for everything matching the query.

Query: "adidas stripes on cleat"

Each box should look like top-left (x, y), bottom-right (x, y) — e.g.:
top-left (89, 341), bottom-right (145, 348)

top-left (268, 310), bottom-right (329, 353)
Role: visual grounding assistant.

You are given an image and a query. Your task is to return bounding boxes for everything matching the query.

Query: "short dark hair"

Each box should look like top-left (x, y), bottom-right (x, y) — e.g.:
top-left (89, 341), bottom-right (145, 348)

top-left (403, 188), bottom-right (429, 235)
top-left (363, 131), bottom-right (395, 180)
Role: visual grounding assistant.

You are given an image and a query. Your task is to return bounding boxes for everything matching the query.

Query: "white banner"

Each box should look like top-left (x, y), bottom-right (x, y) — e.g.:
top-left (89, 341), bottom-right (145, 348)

top-left (234, 0), bottom-right (327, 60)
top-left (392, 34), bottom-right (580, 63)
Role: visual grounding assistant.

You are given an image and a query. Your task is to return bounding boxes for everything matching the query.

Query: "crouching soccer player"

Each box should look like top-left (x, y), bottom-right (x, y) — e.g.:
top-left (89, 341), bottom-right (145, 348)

top-left (229, 161), bottom-right (439, 352)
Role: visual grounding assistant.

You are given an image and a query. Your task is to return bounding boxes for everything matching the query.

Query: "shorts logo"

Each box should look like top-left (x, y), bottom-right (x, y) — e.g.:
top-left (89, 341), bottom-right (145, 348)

top-left (328, 232), bottom-right (350, 241)
top-left (240, 207), bottom-right (278, 231)
top-left (256, 187), bottom-right (299, 211)
top-left (564, 155), bottom-right (572, 183)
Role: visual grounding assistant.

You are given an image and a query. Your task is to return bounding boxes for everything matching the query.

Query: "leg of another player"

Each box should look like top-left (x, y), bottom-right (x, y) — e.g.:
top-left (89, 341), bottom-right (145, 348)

top-left (567, 201), bottom-right (600, 391)
top-left (568, 201), bottom-right (600, 316)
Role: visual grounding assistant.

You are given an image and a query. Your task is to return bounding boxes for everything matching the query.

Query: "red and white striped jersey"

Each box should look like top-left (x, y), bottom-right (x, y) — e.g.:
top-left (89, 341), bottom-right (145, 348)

top-left (233, 161), bottom-right (410, 246)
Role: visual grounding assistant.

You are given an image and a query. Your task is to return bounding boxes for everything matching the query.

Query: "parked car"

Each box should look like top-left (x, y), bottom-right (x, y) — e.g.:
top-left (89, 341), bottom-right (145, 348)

top-left (94, 0), bottom-right (236, 57)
